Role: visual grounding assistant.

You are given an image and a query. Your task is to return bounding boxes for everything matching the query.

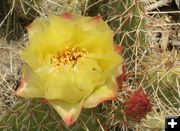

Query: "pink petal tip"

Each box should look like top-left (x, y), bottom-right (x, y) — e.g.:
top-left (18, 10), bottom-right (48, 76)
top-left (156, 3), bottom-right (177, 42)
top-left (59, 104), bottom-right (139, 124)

top-left (62, 12), bottom-right (72, 19)
top-left (15, 76), bottom-right (26, 96)
top-left (41, 98), bottom-right (48, 105)
top-left (93, 16), bottom-right (101, 20)
top-left (113, 44), bottom-right (123, 54)
top-left (64, 116), bottom-right (74, 127)
top-left (25, 24), bottom-right (32, 30)
top-left (99, 94), bottom-right (118, 104)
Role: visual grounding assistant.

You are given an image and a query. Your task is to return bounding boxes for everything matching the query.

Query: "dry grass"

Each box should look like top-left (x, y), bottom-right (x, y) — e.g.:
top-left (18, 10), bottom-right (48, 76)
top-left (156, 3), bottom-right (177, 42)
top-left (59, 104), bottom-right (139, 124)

top-left (0, 37), bottom-right (24, 115)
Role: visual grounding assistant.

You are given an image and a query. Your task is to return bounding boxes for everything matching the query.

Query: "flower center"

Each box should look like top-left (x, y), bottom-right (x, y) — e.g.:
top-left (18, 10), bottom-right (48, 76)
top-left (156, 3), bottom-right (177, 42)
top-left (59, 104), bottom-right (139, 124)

top-left (51, 46), bottom-right (88, 66)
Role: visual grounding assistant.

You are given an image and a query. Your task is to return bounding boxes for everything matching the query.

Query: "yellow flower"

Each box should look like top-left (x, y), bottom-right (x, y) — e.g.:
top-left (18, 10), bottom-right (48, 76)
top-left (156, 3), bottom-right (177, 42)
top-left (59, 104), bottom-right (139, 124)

top-left (16, 13), bottom-right (123, 126)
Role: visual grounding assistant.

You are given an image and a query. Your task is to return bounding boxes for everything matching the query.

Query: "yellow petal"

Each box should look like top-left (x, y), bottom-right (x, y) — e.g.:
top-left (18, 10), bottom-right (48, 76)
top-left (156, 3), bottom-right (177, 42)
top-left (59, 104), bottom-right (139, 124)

top-left (22, 14), bottom-right (76, 69)
top-left (44, 58), bottom-right (104, 103)
top-left (88, 53), bottom-right (122, 73)
top-left (15, 65), bottom-right (44, 98)
top-left (44, 68), bottom-right (83, 103)
top-left (74, 58), bottom-right (105, 96)
top-left (83, 77), bottom-right (118, 108)
top-left (75, 16), bottom-right (114, 54)
top-left (49, 99), bottom-right (83, 126)
top-left (28, 14), bottom-right (75, 46)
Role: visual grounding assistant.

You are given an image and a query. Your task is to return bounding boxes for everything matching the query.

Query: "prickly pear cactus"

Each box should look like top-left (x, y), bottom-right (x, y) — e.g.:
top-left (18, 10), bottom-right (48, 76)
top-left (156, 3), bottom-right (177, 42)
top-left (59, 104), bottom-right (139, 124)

top-left (0, 99), bottom-right (61, 130)
top-left (15, 0), bottom-right (87, 18)
top-left (135, 50), bottom-right (180, 130)
top-left (113, 0), bottom-right (147, 59)
top-left (0, 99), bottom-right (110, 130)
top-left (142, 50), bottom-right (180, 108)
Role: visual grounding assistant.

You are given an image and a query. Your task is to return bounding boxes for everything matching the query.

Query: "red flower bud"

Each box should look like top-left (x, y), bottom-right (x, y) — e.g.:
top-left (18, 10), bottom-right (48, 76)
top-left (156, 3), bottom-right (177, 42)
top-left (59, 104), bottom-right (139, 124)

top-left (123, 90), bottom-right (152, 119)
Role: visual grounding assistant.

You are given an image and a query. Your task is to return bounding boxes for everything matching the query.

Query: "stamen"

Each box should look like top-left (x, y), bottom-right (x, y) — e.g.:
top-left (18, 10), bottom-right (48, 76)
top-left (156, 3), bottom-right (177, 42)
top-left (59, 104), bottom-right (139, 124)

top-left (51, 46), bottom-right (88, 66)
